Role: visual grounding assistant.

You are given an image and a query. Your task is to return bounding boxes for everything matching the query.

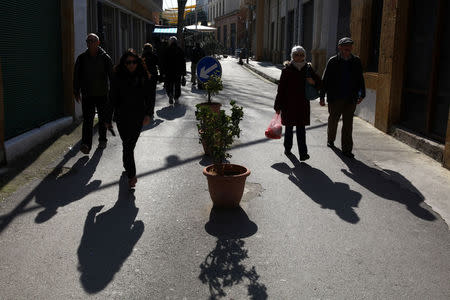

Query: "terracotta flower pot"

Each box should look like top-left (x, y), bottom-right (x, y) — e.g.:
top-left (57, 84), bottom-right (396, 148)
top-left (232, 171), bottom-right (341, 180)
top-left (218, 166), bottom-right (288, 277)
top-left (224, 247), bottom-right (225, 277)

top-left (203, 164), bottom-right (251, 208)
top-left (198, 102), bottom-right (221, 113)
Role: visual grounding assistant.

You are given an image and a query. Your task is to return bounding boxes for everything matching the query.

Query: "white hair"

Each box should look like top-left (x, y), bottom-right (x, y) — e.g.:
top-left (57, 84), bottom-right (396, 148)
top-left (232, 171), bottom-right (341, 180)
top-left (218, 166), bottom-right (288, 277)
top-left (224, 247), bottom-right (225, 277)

top-left (169, 36), bottom-right (178, 44)
top-left (291, 46), bottom-right (306, 59)
top-left (87, 33), bottom-right (99, 41)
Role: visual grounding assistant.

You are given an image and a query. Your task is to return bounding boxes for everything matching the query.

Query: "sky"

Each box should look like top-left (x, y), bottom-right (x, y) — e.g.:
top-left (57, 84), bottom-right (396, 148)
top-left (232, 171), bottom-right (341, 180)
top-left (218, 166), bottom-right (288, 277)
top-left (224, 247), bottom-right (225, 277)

top-left (163, 0), bottom-right (196, 10)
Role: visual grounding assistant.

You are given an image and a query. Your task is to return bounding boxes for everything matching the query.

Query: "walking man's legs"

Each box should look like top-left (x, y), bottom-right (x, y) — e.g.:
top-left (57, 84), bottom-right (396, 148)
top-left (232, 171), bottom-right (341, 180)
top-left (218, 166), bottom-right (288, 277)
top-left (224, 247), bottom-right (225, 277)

top-left (327, 100), bottom-right (344, 146)
top-left (174, 76), bottom-right (182, 100)
top-left (81, 97), bottom-right (96, 152)
top-left (296, 125), bottom-right (308, 156)
top-left (166, 78), bottom-right (174, 103)
top-left (191, 63), bottom-right (197, 84)
top-left (341, 102), bottom-right (357, 154)
top-left (284, 126), bottom-right (294, 154)
top-left (95, 97), bottom-right (108, 146)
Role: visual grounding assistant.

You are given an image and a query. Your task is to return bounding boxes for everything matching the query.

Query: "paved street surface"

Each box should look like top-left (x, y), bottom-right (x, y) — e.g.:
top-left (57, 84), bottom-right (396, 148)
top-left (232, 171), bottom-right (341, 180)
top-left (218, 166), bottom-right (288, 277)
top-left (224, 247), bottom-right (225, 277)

top-left (1, 58), bottom-right (449, 299)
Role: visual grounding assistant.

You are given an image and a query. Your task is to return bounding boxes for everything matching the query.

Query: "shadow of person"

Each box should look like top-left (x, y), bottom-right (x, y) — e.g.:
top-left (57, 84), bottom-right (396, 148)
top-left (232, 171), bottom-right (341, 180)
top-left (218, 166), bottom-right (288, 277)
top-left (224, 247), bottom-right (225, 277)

top-left (34, 148), bottom-right (104, 223)
top-left (156, 104), bottom-right (187, 121)
top-left (333, 149), bottom-right (436, 221)
top-left (142, 118), bottom-right (164, 132)
top-left (272, 162), bottom-right (362, 224)
top-left (77, 174), bottom-right (144, 294)
top-left (201, 207), bottom-right (266, 299)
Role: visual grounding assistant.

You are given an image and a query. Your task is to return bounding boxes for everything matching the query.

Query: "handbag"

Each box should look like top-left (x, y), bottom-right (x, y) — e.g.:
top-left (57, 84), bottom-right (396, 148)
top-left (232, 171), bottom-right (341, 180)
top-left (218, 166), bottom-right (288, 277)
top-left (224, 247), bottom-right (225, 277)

top-left (305, 63), bottom-right (319, 101)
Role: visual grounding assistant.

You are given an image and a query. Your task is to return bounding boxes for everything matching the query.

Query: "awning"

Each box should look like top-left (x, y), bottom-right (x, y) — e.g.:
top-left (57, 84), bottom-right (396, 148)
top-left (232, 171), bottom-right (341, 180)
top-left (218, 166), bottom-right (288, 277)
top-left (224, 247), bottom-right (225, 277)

top-left (153, 28), bottom-right (178, 34)
top-left (184, 25), bottom-right (217, 32)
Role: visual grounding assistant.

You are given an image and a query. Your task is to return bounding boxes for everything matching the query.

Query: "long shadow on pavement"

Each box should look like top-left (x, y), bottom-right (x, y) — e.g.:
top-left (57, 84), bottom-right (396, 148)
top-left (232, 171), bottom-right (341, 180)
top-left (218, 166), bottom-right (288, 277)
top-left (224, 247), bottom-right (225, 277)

top-left (77, 173), bottom-right (144, 294)
top-left (200, 207), bottom-right (267, 299)
top-left (34, 148), bottom-right (104, 223)
top-left (333, 149), bottom-right (436, 221)
top-left (272, 157), bottom-right (362, 224)
top-left (156, 104), bottom-right (187, 121)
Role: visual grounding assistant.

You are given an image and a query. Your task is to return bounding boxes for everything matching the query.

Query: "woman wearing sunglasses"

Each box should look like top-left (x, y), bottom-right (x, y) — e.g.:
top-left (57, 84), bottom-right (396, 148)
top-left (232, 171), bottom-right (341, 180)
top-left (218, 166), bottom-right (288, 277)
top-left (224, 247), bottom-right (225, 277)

top-left (110, 49), bottom-right (154, 188)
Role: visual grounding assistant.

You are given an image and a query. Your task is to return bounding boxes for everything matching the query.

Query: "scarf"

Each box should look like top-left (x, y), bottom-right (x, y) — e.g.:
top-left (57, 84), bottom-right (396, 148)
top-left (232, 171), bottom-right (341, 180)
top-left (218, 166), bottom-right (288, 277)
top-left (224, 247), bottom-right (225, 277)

top-left (291, 60), bottom-right (306, 71)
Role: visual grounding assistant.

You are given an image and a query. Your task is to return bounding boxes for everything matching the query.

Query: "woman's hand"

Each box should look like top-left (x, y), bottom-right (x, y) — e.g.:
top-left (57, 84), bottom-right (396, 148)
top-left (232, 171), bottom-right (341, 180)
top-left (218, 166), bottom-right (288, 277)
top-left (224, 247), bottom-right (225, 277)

top-left (143, 115), bottom-right (151, 126)
top-left (307, 78), bottom-right (315, 85)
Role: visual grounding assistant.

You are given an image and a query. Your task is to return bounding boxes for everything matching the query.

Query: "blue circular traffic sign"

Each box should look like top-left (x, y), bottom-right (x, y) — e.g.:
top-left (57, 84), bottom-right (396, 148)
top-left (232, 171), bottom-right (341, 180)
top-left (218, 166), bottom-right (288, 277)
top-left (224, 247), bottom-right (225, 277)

top-left (196, 56), bottom-right (222, 83)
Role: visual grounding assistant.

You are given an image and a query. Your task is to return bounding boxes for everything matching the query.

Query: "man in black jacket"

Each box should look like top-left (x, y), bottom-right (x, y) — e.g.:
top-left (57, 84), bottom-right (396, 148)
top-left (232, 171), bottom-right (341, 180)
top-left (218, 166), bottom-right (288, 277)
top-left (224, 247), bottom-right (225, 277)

top-left (320, 37), bottom-right (366, 158)
top-left (73, 33), bottom-right (113, 154)
top-left (163, 36), bottom-right (186, 104)
top-left (191, 42), bottom-right (205, 85)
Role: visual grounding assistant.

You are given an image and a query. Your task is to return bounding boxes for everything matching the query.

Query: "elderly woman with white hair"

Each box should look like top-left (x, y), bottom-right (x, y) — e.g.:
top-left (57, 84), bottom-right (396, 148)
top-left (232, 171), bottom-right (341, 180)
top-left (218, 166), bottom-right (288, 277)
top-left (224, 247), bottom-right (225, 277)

top-left (274, 46), bottom-right (321, 161)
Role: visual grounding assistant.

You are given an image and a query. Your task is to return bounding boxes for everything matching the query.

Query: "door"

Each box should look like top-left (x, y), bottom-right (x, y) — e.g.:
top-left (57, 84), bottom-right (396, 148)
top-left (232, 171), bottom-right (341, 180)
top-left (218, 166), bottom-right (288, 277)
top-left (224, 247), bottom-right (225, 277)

top-left (402, 0), bottom-right (449, 141)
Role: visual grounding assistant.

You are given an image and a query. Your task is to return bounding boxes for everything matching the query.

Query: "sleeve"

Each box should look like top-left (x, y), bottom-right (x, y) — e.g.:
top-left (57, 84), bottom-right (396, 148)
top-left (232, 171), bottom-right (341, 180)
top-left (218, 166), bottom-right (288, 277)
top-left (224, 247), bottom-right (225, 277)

top-left (357, 59), bottom-right (366, 99)
top-left (105, 55), bottom-right (114, 81)
top-left (274, 69), bottom-right (288, 111)
top-left (320, 59), bottom-right (331, 100)
top-left (73, 56), bottom-right (81, 96)
top-left (144, 78), bottom-right (154, 117)
top-left (109, 74), bottom-right (120, 112)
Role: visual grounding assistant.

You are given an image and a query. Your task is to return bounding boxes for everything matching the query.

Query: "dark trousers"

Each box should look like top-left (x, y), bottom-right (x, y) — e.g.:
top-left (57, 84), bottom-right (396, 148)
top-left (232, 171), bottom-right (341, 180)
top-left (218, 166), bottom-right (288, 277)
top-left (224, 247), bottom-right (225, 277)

top-left (166, 76), bottom-right (181, 99)
top-left (327, 99), bottom-right (357, 152)
top-left (149, 79), bottom-right (157, 115)
top-left (81, 96), bottom-right (108, 149)
top-left (284, 125), bottom-right (308, 156)
top-left (117, 118), bottom-right (143, 179)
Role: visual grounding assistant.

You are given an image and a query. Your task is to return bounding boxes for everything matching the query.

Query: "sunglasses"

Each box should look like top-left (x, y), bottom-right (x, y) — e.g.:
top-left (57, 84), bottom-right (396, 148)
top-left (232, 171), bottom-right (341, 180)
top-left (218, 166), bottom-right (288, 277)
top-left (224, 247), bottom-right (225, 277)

top-left (86, 39), bottom-right (97, 43)
top-left (125, 60), bottom-right (138, 65)
top-left (293, 53), bottom-right (305, 57)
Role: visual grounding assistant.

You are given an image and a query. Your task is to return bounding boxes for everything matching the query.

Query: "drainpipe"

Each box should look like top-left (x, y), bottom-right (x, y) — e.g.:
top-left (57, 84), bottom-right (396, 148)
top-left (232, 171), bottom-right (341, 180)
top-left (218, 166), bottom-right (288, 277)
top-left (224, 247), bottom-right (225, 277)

top-left (0, 60), bottom-right (5, 165)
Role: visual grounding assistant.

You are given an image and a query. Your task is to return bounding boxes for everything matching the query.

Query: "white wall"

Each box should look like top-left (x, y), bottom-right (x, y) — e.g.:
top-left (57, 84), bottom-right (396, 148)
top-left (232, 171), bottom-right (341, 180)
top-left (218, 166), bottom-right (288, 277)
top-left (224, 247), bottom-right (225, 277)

top-left (73, 0), bottom-right (88, 119)
top-left (355, 88), bottom-right (376, 125)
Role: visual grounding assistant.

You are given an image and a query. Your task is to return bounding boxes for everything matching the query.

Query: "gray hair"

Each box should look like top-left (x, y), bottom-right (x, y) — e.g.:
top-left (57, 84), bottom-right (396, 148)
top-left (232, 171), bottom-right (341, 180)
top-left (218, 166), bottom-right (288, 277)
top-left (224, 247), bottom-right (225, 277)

top-left (87, 33), bottom-right (99, 41)
top-left (291, 46), bottom-right (306, 59)
top-left (169, 36), bottom-right (178, 44)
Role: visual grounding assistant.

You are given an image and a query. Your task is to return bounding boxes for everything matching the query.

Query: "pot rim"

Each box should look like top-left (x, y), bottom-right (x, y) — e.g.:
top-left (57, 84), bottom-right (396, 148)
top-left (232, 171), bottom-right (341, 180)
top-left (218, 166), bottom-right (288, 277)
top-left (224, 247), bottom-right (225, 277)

top-left (203, 163), bottom-right (251, 178)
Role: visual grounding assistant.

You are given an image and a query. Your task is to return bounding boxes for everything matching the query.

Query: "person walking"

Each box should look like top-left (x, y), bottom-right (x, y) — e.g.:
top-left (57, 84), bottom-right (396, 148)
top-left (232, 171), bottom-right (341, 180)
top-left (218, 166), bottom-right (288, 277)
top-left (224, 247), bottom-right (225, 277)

top-left (274, 46), bottom-right (322, 161)
top-left (191, 42), bottom-right (205, 86)
top-left (320, 37), bottom-right (366, 158)
top-left (110, 50), bottom-right (153, 188)
top-left (142, 43), bottom-right (159, 118)
top-left (163, 36), bottom-right (186, 104)
top-left (74, 33), bottom-right (113, 154)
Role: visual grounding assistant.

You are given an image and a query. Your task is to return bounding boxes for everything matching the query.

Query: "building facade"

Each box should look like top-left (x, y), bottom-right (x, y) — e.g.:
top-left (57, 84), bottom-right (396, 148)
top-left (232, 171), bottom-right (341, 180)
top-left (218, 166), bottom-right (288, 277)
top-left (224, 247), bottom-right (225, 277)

top-left (254, 0), bottom-right (450, 169)
top-left (0, 0), bottom-right (161, 165)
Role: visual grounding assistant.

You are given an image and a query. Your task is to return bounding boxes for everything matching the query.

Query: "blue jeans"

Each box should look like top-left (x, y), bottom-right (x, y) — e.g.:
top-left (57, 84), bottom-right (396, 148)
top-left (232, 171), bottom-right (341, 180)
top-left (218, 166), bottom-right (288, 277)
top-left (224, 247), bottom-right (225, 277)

top-left (284, 126), bottom-right (307, 156)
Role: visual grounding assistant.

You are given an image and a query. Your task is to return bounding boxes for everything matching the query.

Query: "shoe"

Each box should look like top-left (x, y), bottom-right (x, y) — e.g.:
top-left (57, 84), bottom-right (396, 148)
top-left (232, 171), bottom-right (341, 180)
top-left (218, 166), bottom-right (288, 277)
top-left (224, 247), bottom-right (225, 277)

top-left (80, 144), bottom-right (90, 154)
top-left (98, 141), bottom-right (107, 149)
top-left (300, 154), bottom-right (310, 161)
top-left (342, 151), bottom-right (355, 159)
top-left (169, 96), bottom-right (174, 104)
top-left (128, 176), bottom-right (137, 188)
top-left (327, 141), bottom-right (335, 148)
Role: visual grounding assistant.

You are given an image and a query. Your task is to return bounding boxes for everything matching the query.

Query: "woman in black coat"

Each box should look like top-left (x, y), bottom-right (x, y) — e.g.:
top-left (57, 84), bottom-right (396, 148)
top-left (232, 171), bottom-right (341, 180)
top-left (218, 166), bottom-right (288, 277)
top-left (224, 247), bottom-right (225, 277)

top-left (110, 49), bottom-right (154, 188)
top-left (274, 46), bottom-right (322, 161)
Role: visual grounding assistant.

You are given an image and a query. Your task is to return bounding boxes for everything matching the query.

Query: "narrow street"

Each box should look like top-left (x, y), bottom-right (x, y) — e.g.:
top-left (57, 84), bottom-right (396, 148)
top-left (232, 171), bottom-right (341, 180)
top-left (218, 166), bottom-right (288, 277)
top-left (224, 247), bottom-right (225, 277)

top-left (0, 58), bottom-right (449, 299)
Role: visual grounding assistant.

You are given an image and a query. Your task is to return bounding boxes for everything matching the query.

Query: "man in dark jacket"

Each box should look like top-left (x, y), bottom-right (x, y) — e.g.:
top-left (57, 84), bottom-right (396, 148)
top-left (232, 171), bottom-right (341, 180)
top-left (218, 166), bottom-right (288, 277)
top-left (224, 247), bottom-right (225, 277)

top-left (190, 42), bottom-right (205, 85)
top-left (163, 36), bottom-right (186, 104)
top-left (142, 43), bottom-right (159, 117)
top-left (74, 33), bottom-right (113, 154)
top-left (320, 37), bottom-right (366, 158)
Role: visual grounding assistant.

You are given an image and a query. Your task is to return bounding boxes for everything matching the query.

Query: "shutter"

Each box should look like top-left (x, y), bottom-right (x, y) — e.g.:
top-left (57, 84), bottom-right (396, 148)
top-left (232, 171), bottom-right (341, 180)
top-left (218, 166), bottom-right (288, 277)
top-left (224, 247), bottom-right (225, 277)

top-left (0, 1), bottom-right (63, 139)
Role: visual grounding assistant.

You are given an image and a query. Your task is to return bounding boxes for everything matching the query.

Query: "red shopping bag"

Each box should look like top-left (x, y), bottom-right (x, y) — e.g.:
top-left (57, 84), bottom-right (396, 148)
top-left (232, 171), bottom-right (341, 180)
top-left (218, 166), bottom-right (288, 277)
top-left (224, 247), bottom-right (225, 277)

top-left (265, 113), bottom-right (282, 139)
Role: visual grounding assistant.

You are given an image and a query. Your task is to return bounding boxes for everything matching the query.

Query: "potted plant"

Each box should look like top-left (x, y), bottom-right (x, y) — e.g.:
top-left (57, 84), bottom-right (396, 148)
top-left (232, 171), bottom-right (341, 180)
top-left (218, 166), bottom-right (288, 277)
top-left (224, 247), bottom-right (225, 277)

top-left (198, 73), bottom-right (223, 113)
top-left (196, 101), bottom-right (250, 208)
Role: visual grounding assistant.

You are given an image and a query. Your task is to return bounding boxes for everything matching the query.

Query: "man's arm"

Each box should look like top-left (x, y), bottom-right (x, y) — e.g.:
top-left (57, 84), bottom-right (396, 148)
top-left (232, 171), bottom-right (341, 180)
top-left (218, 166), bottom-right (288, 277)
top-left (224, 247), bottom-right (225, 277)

top-left (320, 58), bottom-right (333, 106)
top-left (73, 56), bottom-right (81, 102)
top-left (356, 58), bottom-right (366, 104)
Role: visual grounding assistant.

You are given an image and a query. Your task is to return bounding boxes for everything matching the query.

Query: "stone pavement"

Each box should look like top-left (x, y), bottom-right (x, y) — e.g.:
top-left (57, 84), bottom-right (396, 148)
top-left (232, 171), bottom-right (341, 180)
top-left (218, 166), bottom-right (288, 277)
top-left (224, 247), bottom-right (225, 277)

top-left (244, 59), bottom-right (450, 227)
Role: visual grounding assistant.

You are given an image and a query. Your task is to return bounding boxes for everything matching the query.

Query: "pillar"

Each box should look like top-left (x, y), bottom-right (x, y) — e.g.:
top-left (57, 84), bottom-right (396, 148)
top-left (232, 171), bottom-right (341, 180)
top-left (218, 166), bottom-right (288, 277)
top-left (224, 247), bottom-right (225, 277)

top-left (255, 0), bottom-right (265, 60)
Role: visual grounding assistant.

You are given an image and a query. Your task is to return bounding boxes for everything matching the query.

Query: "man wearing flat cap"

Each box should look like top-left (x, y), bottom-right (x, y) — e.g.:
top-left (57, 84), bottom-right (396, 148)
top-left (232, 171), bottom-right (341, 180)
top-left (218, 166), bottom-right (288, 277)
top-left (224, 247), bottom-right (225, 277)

top-left (320, 37), bottom-right (366, 158)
